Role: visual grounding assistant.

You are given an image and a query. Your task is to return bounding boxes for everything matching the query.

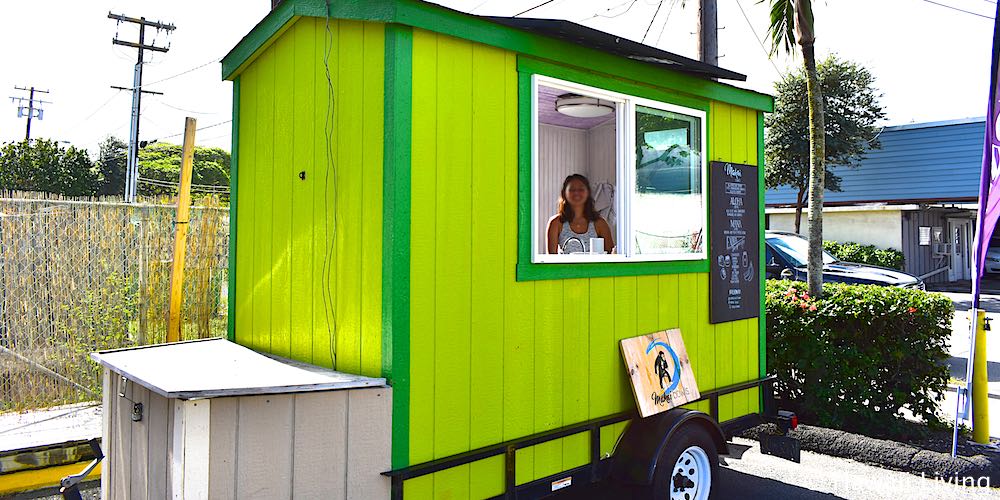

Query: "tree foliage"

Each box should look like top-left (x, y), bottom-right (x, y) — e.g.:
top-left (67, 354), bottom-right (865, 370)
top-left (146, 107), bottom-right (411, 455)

top-left (0, 139), bottom-right (99, 196)
top-left (765, 55), bottom-right (886, 226)
top-left (138, 142), bottom-right (230, 199)
top-left (96, 136), bottom-right (128, 196)
top-left (0, 138), bottom-right (231, 199)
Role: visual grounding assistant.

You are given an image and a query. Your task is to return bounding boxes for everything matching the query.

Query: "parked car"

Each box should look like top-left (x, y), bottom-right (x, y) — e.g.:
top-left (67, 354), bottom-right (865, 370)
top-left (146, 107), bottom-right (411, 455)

top-left (985, 241), bottom-right (1000, 274)
top-left (765, 231), bottom-right (925, 289)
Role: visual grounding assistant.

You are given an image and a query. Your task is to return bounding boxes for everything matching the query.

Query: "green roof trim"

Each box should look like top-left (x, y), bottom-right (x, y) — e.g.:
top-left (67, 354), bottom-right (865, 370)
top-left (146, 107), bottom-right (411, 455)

top-left (222, 0), bottom-right (774, 112)
top-left (221, 0), bottom-right (315, 81)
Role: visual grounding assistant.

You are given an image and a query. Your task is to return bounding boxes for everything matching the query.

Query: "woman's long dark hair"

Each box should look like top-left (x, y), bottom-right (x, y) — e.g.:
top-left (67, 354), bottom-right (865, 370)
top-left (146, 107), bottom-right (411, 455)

top-left (558, 174), bottom-right (599, 223)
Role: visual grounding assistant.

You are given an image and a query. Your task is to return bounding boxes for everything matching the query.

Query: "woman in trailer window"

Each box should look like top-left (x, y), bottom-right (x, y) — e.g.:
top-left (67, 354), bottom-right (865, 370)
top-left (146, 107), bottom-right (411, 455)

top-left (547, 174), bottom-right (615, 254)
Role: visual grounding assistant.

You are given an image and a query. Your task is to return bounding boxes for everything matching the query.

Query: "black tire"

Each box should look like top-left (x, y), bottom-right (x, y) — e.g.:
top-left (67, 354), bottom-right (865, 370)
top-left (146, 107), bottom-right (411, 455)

top-left (648, 424), bottom-right (719, 500)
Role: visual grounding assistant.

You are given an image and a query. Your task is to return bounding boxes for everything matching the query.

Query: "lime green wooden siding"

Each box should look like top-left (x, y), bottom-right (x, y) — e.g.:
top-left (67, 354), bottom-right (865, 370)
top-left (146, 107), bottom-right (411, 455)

top-left (232, 18), bottom-right (384, 377)
top-left (708, 101), bottom-right (762, 427)
top-left (405, 30), bottom-right (761, 498)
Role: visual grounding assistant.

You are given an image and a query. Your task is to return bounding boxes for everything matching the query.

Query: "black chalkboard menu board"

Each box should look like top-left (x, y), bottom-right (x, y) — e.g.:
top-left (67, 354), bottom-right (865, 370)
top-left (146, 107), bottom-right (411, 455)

top-left (709, 161), bottom-right (760, 324)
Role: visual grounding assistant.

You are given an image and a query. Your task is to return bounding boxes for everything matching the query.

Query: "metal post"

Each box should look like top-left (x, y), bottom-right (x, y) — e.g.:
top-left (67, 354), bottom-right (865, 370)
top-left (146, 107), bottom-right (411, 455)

top-left (109, 12), bottom-right (175, 202)
top-left (125, 23), bottom-right (146, 203)
top-left (972, 309), bottom-right (990, 443)
top-left (953, 307), bottom-right (982, 456)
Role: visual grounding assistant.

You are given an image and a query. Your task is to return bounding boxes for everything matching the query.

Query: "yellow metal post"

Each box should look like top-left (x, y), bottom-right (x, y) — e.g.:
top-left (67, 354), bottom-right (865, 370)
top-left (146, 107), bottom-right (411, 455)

top-left (167, 117), bottom-right (196, 343)
top-left (973, 309), bottom-right (990, 443)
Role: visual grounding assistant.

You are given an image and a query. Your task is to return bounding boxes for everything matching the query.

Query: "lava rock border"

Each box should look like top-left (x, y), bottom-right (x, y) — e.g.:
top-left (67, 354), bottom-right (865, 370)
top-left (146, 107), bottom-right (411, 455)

top-left (740, 423), bottom-right (1000, 486)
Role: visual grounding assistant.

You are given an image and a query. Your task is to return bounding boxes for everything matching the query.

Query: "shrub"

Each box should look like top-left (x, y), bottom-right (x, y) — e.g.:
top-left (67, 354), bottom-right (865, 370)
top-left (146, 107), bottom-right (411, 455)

top-left (766, 280), bottom-right (952, 439)
top-left (823, 240), bottom-right (905, 270)
top-left (56, 272), bottom-right (139, 397)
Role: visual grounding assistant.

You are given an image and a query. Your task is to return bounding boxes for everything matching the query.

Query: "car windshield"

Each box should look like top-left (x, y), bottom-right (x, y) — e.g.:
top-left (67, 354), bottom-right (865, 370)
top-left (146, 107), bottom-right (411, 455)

top-left (767, 234), bottom-right (837, 267)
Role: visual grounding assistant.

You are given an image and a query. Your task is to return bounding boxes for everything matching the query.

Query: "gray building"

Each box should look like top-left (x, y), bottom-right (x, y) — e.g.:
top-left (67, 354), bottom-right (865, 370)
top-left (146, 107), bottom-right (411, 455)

top-left (766, 117), bottom-right (985, 283)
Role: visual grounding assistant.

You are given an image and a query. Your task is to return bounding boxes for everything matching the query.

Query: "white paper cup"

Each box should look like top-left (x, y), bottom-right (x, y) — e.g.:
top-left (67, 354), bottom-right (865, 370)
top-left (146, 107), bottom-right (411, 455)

top-left (590, 237), bottom-right (604, 254)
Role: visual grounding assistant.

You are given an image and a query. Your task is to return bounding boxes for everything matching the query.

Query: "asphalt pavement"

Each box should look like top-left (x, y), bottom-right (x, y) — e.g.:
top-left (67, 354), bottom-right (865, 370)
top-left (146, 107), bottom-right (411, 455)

top-left (564, 437), bottom-right (1000, 499)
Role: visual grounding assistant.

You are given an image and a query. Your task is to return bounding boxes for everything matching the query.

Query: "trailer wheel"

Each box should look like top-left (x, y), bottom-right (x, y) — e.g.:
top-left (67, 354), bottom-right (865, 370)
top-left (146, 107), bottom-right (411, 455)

top-left (650, 424), bottom-right (717, 500)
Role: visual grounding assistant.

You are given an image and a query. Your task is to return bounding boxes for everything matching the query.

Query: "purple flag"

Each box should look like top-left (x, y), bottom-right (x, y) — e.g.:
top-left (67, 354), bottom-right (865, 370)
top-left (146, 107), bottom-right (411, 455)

top-left (973, 2), bottom-right (1000, 308)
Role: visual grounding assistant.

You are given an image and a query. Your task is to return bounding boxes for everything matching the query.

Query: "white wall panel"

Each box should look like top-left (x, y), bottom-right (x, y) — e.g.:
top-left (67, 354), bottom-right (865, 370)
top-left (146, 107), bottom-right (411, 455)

top-left (537, 124), bottom-right (587, 252)
top-left (768, 210), bottom-right (903, 250)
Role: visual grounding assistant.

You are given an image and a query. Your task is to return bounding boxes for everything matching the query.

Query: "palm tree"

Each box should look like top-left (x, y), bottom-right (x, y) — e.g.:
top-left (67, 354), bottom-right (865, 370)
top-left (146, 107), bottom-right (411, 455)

top-left (765, 0), bottom-right (825, 296)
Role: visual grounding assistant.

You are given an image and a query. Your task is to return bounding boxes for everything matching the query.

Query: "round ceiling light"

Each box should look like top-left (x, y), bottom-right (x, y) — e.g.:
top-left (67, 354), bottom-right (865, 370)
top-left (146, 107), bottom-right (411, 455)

top-left (555, 94), bottom-right (614, 118)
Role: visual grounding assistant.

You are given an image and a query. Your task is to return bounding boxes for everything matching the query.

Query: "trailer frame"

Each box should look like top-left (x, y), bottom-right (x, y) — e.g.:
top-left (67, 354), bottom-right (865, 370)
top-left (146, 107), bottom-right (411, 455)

top-left (383, 375), bottom-right (779, 500)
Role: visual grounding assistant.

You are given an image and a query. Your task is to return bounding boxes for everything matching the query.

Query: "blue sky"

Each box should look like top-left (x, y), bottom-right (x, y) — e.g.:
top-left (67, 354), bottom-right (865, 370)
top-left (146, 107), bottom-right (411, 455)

top-left (0, 0), bottom-right (995, 154)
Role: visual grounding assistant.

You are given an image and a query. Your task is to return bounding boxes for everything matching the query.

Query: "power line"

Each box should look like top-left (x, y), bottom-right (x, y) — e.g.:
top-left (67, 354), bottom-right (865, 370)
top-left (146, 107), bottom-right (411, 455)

top-left (139, 177), bottom-right (228, 190)
top-left (66, 91), bottom-right (123, 132)
top-left (468, 0), bottom-right (491, 13)
top-left (142, 58), bottom-right (220, 89)
top-left (654, 0), bottom-right (681, 46)
top-left (579, 0), bottom-right (640, 22)
top-left (193, 132), bottom-right (232, 143)
top-left (137, 177), bottom-right (229, 193)
top-left (151, 97), bottom-right (219, 115)
top-left (515, 0), bottom-right (558, 17)
top-left (919, 0), bottom-right (994, 19)
top-left (641, 0), bottom-right (666, 43)
top-left (149, 119), bottom-right (232, 142)
top-left (735, 0), bottom-right (783, 76)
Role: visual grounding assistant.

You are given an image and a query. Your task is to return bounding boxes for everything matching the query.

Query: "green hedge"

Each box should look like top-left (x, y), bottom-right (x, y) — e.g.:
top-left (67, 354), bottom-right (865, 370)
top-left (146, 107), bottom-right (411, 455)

top-left (766, 280), bottom-right (953, 439)
top-left (823, 241), bottom-right (905, 270)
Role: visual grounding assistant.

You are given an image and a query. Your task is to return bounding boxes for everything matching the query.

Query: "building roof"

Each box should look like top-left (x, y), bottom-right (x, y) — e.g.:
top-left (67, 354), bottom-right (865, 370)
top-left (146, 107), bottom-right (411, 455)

top-left (221, 0), bottom-right (773, 112)
top-left (766, 118), bottom-right (986, 206)
top-left (484, 17), bottom-right (746, 81)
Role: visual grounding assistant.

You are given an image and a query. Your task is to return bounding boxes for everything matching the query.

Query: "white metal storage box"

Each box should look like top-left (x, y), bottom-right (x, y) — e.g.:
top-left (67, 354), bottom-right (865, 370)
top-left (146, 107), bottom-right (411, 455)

top-left (90, 338), bottom-right (391, 500)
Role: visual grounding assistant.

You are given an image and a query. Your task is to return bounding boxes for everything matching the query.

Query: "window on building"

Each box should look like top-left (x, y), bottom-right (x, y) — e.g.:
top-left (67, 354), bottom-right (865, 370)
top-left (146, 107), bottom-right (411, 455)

top-left (532, 75), bottom-right (707, 263)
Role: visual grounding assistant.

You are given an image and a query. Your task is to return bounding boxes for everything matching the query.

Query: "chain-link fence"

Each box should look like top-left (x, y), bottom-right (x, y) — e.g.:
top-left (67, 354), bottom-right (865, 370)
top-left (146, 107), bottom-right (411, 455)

top-left (0, 191), bottom-right (229, 411)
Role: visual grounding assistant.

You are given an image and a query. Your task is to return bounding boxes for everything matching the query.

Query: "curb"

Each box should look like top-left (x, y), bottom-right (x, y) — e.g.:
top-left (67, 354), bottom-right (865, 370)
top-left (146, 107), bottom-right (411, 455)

top-left (741, 424), bottom-right (1000, 485)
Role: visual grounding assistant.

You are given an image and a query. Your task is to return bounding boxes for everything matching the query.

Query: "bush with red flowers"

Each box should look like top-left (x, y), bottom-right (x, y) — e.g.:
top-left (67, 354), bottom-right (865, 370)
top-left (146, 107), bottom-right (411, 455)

top-left (766, 280), bottom-right (953, 439)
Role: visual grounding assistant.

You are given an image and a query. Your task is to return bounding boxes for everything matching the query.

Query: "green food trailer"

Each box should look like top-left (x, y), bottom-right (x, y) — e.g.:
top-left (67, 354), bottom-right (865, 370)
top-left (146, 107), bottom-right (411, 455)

top-left (219, 0), bottom-right (789, 498)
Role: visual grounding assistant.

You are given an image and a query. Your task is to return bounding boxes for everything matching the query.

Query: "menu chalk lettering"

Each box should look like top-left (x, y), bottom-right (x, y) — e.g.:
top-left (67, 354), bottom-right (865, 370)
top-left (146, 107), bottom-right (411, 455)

top-left (710, 161), bottom-right (760, 323)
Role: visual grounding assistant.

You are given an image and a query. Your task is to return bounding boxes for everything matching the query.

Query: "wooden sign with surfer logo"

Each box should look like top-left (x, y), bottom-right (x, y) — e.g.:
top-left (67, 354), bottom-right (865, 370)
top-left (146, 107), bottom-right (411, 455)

top-left (620, 329), bottom-right (699, 418)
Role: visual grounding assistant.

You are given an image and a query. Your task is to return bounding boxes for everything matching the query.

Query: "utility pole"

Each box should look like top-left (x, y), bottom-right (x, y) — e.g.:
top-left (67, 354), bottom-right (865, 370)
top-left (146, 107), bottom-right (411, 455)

top-left (9, 86), bottom-right (51, 141)
top-left (697, 0), bottom-right (718, 66)
top-left (108, 12), bottom-right (175, 203)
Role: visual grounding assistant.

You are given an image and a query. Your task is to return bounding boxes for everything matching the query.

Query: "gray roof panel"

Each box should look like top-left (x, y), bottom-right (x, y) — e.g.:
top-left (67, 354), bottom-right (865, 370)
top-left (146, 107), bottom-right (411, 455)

top-left (766, 119), bottom-right (985, 205)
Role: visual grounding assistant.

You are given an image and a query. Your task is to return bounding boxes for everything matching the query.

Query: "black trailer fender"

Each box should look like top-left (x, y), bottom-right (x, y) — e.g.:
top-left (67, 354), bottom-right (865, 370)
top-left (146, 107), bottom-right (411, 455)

top-left (609, 408), bottom-right (727, 486)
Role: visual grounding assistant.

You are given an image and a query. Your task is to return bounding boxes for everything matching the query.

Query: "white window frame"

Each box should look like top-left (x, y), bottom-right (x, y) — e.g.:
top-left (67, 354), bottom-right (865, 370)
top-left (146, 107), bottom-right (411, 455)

top-left (531, 74), bottom-right (708, 264)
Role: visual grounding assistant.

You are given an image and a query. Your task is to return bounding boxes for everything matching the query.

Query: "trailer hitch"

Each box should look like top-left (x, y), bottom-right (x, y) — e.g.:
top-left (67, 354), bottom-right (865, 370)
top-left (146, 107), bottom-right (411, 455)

top-left (59, 438), bottom-right (103, 500)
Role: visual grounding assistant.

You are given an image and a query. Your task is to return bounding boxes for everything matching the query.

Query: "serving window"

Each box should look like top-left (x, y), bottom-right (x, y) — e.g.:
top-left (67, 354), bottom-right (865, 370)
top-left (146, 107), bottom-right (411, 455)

top-left (531, 75), bottom-right (707, 264)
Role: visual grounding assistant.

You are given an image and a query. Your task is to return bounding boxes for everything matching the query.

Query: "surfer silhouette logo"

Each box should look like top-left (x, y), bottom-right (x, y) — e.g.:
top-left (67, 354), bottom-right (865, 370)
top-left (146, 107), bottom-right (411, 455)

top-left (654, 350), bottom-right (672, 389)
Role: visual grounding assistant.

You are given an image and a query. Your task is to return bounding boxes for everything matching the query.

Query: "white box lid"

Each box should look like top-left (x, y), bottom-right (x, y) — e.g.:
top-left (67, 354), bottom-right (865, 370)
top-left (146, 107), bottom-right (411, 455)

top-left (90, 338), bottom-right (386, 400)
